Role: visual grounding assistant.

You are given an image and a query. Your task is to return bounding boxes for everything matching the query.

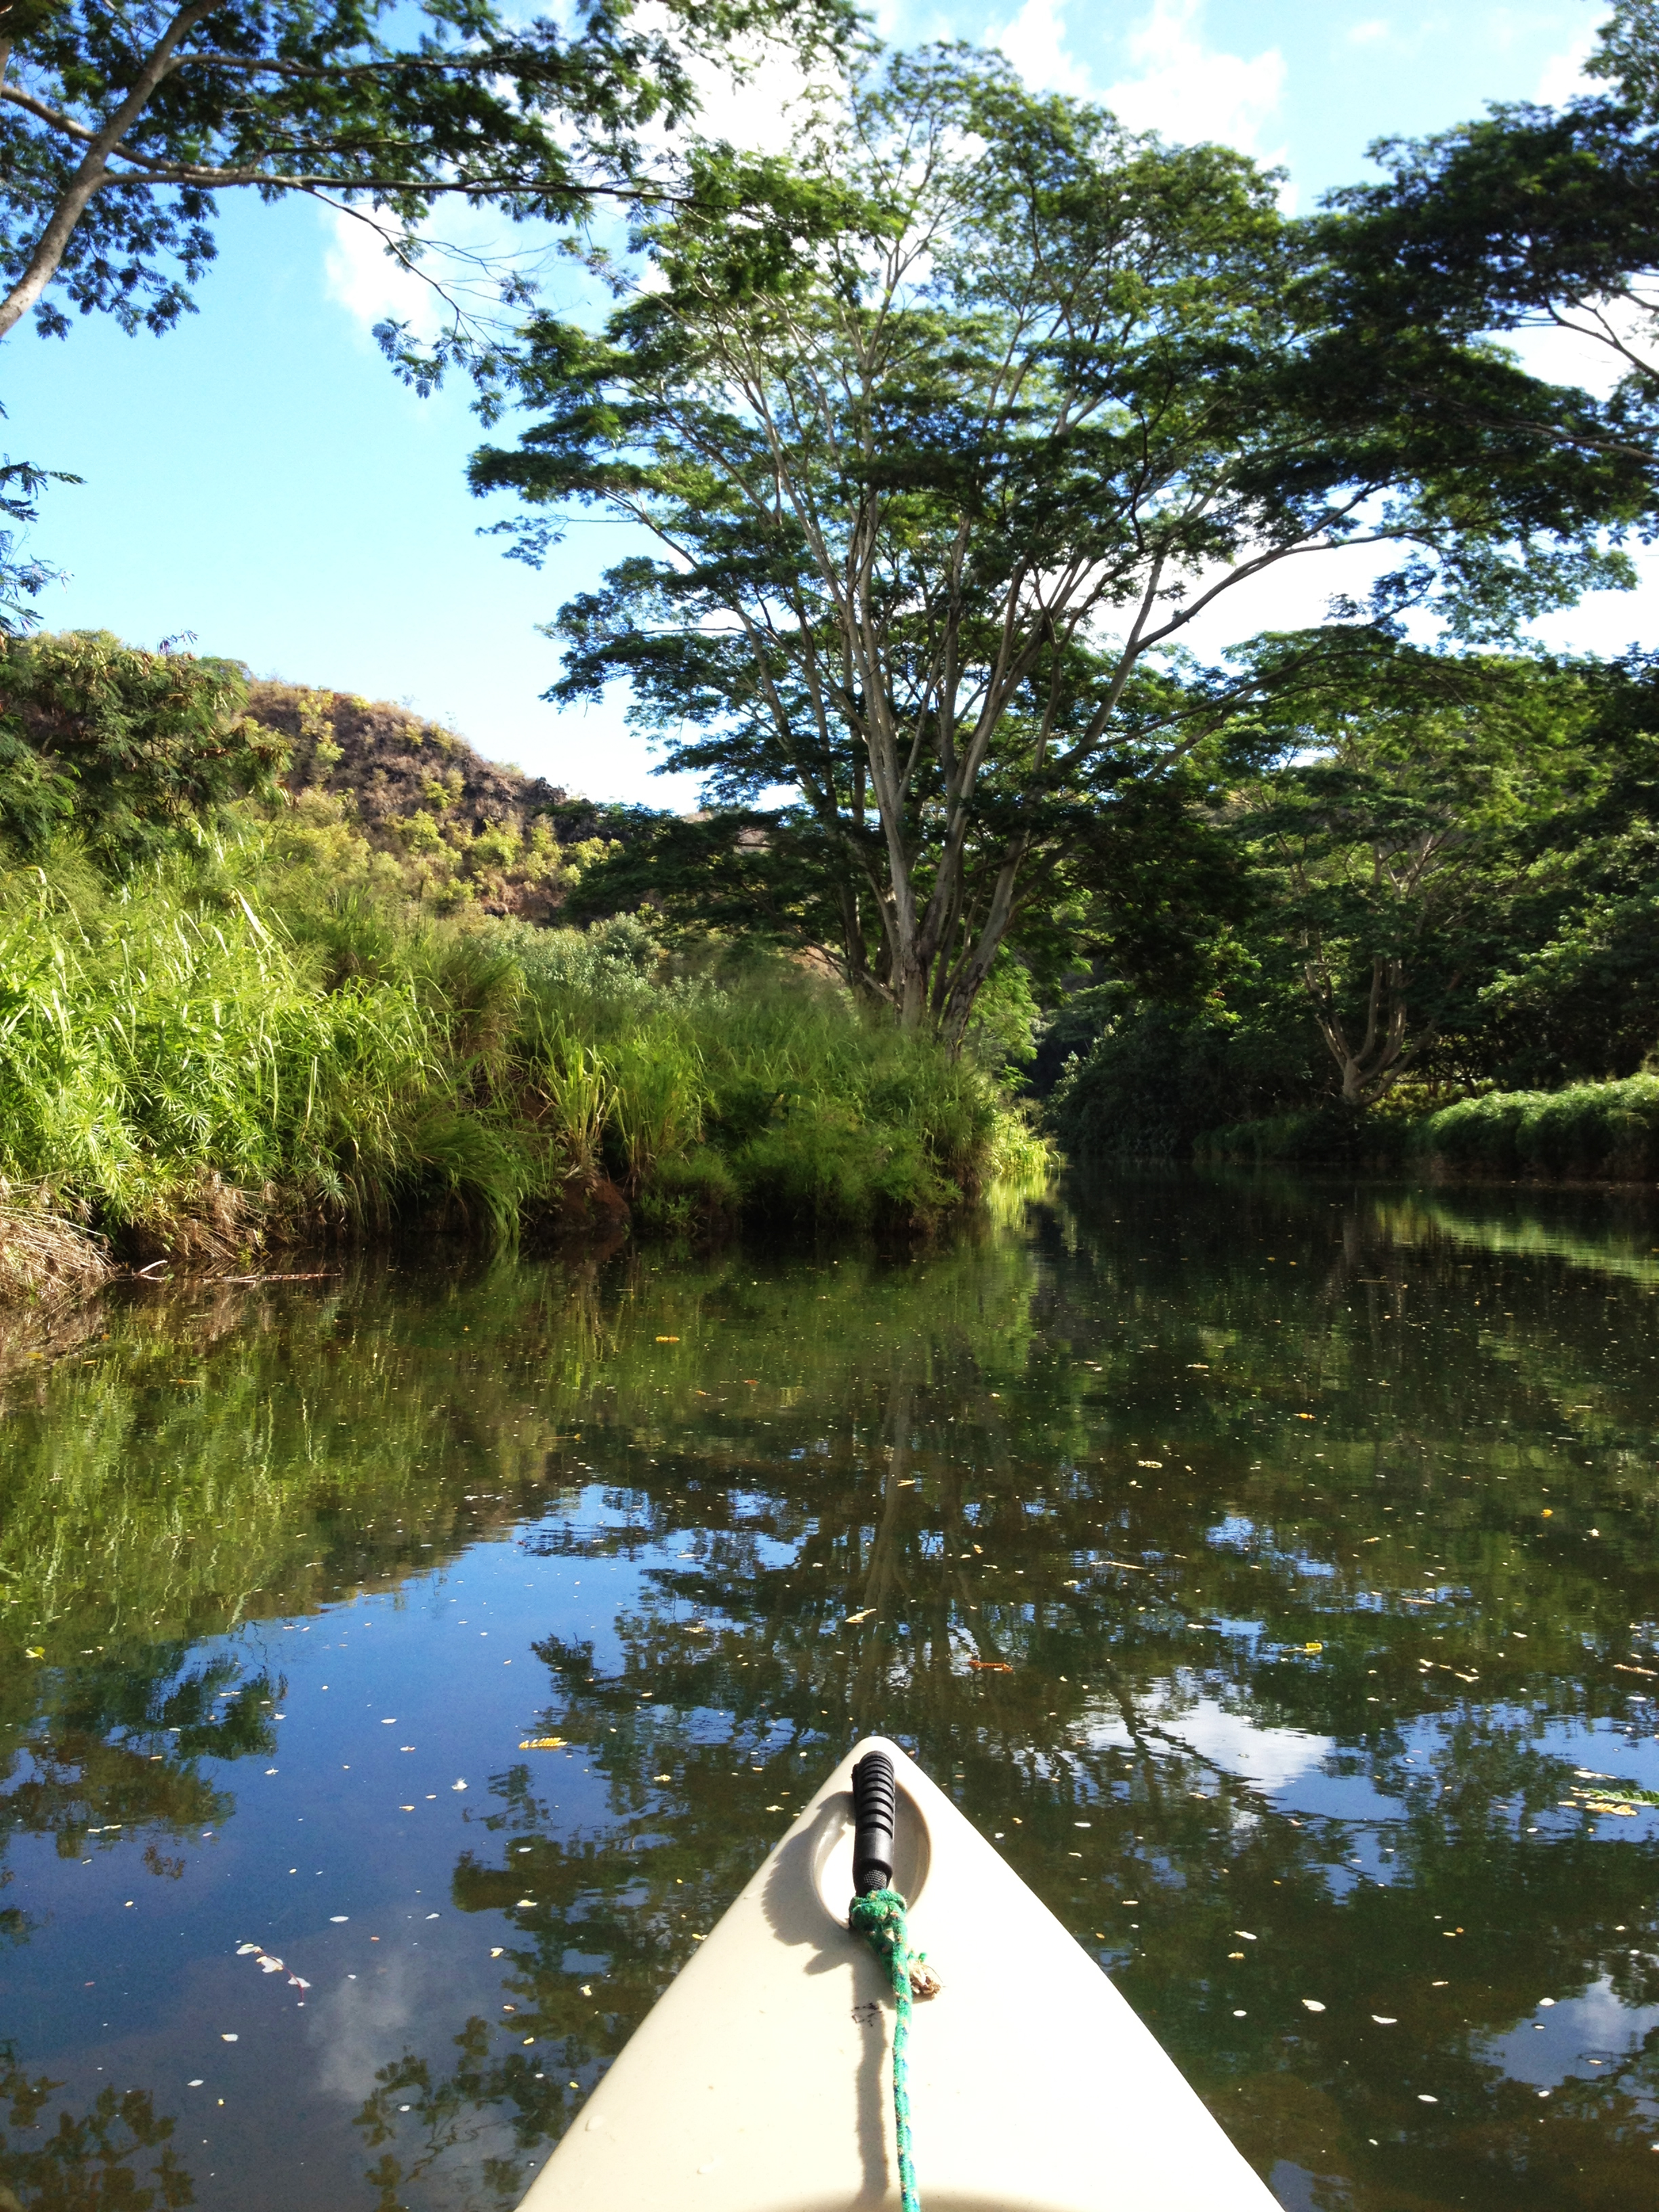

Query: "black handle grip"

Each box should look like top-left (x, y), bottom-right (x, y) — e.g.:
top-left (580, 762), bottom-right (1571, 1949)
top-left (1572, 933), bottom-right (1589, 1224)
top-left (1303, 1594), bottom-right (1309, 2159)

top-left (851, 1749), bottom-right (897, 1895)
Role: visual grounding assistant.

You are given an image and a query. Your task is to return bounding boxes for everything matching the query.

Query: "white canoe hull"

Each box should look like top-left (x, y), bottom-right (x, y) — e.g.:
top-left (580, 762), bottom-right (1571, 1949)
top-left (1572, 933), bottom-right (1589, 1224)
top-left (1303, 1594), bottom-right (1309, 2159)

top-left (519, 1735), bottom-right (1279, 2212)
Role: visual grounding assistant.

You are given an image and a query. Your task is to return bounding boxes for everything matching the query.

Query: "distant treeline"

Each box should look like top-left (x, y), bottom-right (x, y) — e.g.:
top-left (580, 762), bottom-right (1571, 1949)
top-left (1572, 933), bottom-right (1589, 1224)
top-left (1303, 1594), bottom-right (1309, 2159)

top-left (1044, 647), bottom-right (1659, 1169)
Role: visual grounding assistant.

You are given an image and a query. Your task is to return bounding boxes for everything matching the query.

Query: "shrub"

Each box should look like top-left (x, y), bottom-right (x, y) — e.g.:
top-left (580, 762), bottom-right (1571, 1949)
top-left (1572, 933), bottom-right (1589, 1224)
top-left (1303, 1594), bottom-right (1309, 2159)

top-left (0, 631), bottom-right (287, 861)
top-left (1414, 1076), bottom-right (1659, 1180)
top-left (0, 837), bottom-right (1031, 1273)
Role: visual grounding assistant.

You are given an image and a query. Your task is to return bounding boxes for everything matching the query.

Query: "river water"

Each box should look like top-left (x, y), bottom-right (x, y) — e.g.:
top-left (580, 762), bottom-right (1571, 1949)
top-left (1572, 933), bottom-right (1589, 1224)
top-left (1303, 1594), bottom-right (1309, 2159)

top-left (3, 1170), bottom-right (1658, 2212)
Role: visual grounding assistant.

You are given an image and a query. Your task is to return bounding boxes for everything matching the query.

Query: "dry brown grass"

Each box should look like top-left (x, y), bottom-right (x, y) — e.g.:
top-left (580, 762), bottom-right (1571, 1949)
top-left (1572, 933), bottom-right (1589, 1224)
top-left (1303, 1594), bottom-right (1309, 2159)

top-left (0, 1185), bottom-right (112, 1303)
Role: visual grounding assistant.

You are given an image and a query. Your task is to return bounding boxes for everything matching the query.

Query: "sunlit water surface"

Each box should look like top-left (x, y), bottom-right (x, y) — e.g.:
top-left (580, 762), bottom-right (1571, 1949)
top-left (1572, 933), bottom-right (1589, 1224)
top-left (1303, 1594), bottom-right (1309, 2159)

top-left (3, 1170), bottom-right (1659, 2212)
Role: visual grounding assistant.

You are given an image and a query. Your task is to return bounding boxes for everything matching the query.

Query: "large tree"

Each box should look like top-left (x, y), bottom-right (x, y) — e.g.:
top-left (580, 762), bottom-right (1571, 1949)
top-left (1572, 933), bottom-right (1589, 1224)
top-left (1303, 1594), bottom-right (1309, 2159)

top-left (472, 47), bottom-right (1633, 1046)
top-left (0, 0), bottom-right (844, 344)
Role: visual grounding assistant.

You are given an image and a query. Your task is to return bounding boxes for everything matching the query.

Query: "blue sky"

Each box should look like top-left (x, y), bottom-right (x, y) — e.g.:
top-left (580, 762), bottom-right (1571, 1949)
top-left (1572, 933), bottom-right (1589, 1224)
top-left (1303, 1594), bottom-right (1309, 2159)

top-left (1, 0), bottom-right (1637, 805)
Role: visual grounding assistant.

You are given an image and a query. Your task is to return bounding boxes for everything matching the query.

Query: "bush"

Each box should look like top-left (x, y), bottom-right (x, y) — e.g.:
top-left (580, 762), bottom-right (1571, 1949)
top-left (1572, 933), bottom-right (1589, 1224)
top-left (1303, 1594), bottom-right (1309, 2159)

top-left (0, 631), bottom-right (287, 861)
top-left (1414, 1076), bottom-right (1659, 1180)
top-left (1049, 1002), bottom-right (1319, 1158)
top-left (1193, 1075), bottom-right (1659, 1180)
top-left (0, 836), bottom-right (1032, 1272)
top-left (1194, 1108), bottom-right (1414, 1167)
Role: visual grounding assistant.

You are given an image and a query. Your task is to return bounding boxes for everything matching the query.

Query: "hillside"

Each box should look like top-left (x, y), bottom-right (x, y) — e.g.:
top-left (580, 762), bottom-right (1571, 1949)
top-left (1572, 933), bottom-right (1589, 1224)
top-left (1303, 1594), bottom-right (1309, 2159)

top-left (250, 680), bottom-right (647, 920)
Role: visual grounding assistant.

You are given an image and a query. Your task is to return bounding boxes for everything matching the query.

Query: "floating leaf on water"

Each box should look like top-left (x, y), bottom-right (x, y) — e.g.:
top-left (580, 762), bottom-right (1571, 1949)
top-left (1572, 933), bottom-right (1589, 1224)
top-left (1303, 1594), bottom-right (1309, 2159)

top-left (968, 1658), bottom-right (1012, 1673)
top-left (1372, 2015), bottom-right (1397, 2025)
top-left (491, 1948), bottom-right (505, 1959)
top-left (844, 1608), bottom-right (876, 1624)
top-left (520, 1737), bottom-right (567, 1750)
top-left (1302, 1999), bottom-right (1326, 2012)
top-left (655, 1336), bottom-right (680, 1343)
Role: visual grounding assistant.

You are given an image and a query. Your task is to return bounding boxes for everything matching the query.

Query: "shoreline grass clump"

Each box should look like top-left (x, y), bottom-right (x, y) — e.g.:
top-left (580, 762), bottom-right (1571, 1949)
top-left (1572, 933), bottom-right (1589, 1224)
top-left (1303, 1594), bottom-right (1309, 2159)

top-left (1195, 1073), bottom-right (1659, 1181)
top-left (0, 840), bottom-right (1034, 1284)
top-left (1411, 1074), bottom-right (1659, 1181)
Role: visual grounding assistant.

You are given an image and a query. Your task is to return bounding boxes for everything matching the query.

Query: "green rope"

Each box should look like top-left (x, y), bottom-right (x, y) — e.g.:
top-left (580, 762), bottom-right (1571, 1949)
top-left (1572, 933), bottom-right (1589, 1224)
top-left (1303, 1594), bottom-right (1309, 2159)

top-left (849, 1885), bottom-right (938, 2212)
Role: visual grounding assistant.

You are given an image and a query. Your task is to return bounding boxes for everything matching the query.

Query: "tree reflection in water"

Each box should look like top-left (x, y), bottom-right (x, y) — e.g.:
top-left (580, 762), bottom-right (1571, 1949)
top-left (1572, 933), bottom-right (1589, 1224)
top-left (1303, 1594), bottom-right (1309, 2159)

top-left (3, 1176), bottom-right (1659, 2210)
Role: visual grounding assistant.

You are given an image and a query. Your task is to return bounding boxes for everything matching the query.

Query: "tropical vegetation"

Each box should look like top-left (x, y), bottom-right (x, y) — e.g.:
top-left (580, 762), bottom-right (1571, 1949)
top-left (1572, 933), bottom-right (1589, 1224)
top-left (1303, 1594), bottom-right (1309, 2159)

top-left (1, 0), bottom-right (1658, 1276)
top-left (0, 631), bottom-right (1036, 1300)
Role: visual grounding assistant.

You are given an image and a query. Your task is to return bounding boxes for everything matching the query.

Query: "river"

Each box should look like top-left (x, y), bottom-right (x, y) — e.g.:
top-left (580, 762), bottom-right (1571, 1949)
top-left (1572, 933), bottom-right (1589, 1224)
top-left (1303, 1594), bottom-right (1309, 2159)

top-left (2, 1169), bottom-right (1657, 2211)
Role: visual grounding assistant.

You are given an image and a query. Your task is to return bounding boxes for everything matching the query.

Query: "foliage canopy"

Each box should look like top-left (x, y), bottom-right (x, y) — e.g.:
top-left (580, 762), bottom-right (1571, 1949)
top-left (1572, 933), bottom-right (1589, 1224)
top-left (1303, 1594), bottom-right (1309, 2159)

top-left (0, 0), bottom-right (849, 343)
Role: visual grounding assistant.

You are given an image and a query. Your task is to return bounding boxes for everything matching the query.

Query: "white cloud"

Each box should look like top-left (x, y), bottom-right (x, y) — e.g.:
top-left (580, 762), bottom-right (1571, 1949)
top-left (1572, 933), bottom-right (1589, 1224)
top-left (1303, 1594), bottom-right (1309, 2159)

top-left (320, 203), bottom-right (524, 347)
top-left (309, 1951), bottom-right (432, 2102)
top-left (1163, 1698), bottom-right (1334, 1792)
top-left (320, 196), bottom-right (581, 351)
top-left (1102, 0), bottom-right (1285, 157)
top-left (1088, 1692), bottom-right (1333, 1793)
top-left (1347, 18), bottom-right (1391, 46)
top-left (988, 0), bottom-right (1095, 98)
top-left (684, 41), bottom-right (834, 155)
top-left (1535, 33), bottom-right (1595, 107)
top-left (321, 205), bottom-right (436, 340)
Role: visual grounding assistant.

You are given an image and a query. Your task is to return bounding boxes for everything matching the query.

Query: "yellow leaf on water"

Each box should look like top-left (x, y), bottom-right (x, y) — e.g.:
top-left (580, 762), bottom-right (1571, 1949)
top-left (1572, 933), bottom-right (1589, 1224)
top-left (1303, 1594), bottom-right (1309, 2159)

top-left (519, 1737), bottom-right (567, 1750)
top-left (655, 1335), bottom-right (680, 1343)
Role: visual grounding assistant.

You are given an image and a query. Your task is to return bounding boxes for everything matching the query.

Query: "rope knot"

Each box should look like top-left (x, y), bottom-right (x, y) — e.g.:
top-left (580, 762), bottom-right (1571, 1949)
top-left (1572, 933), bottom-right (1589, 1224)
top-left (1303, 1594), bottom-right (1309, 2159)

top-left (848, 1885), bottom-right (939, 2212)
top-left (849, 1886), bottom-right (940, 1999)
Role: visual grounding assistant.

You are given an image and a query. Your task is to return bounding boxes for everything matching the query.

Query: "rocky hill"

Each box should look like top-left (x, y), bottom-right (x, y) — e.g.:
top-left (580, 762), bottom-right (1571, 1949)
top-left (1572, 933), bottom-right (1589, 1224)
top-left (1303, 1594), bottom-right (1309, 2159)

top-left (250, 681), bottom-right (645, 920)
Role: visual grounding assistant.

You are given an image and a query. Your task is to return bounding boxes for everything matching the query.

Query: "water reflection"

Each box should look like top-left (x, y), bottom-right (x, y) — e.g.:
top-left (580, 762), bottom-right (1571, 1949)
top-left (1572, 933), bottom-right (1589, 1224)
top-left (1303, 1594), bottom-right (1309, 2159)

top-left (3, 1174), bottom-right (1659, 2209)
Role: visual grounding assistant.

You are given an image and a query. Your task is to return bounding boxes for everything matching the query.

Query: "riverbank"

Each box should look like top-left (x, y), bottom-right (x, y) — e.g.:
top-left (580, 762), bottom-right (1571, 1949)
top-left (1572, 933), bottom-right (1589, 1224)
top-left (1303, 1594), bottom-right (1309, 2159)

top-left (0, 840), bottom-right (1039, 1306)
top-left (1195, 1072), bottom-right (1659, 1181)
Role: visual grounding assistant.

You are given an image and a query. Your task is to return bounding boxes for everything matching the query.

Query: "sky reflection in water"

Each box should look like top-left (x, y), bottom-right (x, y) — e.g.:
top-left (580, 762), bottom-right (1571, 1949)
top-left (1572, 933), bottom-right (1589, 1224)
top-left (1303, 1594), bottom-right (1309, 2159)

top-left (2, 1168), bottom-right (1658, 2211)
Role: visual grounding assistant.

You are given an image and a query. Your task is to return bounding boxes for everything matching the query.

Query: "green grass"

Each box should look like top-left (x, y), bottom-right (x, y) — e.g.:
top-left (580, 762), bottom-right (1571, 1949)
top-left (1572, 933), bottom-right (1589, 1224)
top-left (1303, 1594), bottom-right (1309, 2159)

top-left (1197, 1074), bottom-right (1659, 1180)
top-left (0, 839), bottom-right (1033, 1288)
top-left (1411, 1075), bottom-right (1659, 1180)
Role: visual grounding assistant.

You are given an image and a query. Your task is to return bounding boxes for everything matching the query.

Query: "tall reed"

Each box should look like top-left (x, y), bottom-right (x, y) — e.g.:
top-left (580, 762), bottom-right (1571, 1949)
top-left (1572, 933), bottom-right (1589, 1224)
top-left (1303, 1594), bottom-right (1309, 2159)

top-left (0, 844), bottom-right (1032, 1279)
